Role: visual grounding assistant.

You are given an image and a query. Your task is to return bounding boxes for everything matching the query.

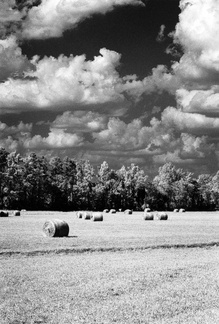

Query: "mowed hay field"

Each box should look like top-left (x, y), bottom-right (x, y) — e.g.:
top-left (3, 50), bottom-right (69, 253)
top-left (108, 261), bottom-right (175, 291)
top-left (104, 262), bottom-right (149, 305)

top-left (1, 211), bottom-right (219, 323)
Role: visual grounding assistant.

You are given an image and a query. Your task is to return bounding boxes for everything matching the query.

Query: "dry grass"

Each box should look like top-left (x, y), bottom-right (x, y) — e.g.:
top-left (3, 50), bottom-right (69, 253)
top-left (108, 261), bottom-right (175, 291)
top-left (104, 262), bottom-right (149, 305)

top-left (1, 247), bottom-right (219, 324)
top-left (1, 211), bottom-right (219, 323)
top-left (1, 211), bottom-right (219, 255)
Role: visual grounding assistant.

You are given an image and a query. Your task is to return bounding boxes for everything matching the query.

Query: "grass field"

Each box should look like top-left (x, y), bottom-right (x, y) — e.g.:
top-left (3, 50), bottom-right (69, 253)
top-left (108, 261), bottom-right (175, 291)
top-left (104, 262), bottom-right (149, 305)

top-left (1, 211), bottom-right (219, 323)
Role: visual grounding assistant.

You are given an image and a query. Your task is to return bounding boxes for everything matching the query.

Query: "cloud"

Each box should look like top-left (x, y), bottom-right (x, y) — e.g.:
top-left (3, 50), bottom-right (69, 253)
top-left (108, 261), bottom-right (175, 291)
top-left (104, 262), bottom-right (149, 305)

top-left (0, 121), bottom-right (32, 152)
top-left (0, 121), bottom-right (32, 138)
top-left (24, 129), bottom-right (84, 149)
top-left (0, 0), bottom-right (23, 38)
top-left (93, 117), bottom-right (153, 151)
top-left (19, 0), bottom-right (144, 39)
top-left (0, 48), bottom-right (125, 112)
top-left (52, 111), bottom-right (107, 132)
top-left (156, 24), bottom-right (166, 42)
top-left (177, 88), bottom-right (219, 115)
top-left (0, 36), bottom-right (35, 82)
top-left (171, 0), bottom-right (219, 87)
top-left (121, 64), bottom-right (180, 99)
top-left (0, 46), bottom-right (173, 113)
top-left (160, 106), bottom-right (219, 135)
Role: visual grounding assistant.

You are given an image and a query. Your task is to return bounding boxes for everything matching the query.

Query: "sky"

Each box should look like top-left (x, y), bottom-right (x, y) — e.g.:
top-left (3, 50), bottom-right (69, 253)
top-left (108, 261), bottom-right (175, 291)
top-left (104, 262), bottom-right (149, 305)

top-left (0, 0), bottom-right (219, 178)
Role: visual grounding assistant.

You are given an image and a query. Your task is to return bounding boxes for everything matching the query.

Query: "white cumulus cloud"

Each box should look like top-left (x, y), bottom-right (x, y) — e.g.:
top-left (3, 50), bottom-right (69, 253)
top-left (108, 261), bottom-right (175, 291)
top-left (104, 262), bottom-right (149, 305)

top-left (21, 0), bottom-right (144, 39)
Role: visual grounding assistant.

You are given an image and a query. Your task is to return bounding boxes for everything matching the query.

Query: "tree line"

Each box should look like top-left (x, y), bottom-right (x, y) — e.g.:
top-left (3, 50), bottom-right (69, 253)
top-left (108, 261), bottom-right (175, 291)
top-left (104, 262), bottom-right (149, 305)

top-left (0, 148), bottom-right (218, 211)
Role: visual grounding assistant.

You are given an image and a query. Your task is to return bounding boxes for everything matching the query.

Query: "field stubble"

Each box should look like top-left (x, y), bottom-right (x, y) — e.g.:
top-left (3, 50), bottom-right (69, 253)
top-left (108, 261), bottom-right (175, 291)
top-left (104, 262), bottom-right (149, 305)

top-left (1, 211), bottom-right (219, 254)
top-left (1, 211), bottom-right (219, 323)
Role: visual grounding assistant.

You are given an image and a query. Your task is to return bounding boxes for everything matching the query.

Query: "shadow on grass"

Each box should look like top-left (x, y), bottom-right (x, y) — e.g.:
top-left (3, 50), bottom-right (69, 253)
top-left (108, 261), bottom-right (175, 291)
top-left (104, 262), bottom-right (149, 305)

top-left (1, 241), bottom-right (219, 258)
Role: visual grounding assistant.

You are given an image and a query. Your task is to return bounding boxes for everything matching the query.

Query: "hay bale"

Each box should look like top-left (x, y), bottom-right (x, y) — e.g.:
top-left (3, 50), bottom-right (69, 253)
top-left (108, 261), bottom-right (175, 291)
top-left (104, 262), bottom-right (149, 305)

top-left (173, 209), bottom-right (179, 212)
top-left (109, 209), bottom-right (116, 214)
top-left (92, 212), bottom-right (103, 221)
top-left (0, 211), bottom-right (9, 217)
top-left (144, 208), bottom-right (151, 212)
top-left (76, 211), bottom-right (83, 218)
top-left (103, 209), bottom-right (109, 213)
top-left (156, 212), bottom-right (168, 220)
top-left (143, 212), bottom-right (154, 220)
top-left (14, 210), bottom-right (20, 216)
top-left (83, 211), bottom-right (92, 220)
top-left (179, 208), bottom-right (185, 212)
top-left (124, 209), bottom-right (132, 215)
top-left (43, 219), bottom-right (69, 237)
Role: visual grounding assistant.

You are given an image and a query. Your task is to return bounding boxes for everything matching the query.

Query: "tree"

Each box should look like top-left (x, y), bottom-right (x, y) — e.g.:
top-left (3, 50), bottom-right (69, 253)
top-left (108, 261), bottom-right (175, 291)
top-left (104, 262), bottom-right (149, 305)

top-left (0, 148), bottom-right (9, 208)
top-left (75, 160), bottom-right (95, 210)
top-left (153, 162), bottom-right (195, 210)
top-left (22, 153), bottom-right (50, 210)
top-left (118, 164), bottom-right (148, 210)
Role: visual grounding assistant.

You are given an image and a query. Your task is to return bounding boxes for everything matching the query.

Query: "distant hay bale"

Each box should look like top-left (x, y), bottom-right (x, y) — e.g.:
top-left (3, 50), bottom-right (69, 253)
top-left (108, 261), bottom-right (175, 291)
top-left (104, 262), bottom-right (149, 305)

top-left (144, 208), bottom-right (151, 212)
top-left (179, 208), bottom-right (185, 213)
top-left (156, 212), bottom-right (168, 220)
top-left (43, 219), bottom-right (69, 237)
top-left (83, 211), bottom-right (92, 220)
top-left (0, 211), bottom-right (9, 217)
top-left (103, 209), bottom-right (109, 213)
top-left (173, 209), bottom-right (179, 212)
top-left (14, 210), bottom-right (20, 216)
top-left (76, 211), bottom-right (83, 218)
top-left (92, 212), bottom-right (103, 222)
top-left (109, 209), bottom-right (116, 214)
top-left (124, 209), bottom-right (132, 215)
top-left (143, 212), bottom-right (154, 220)
top-left (21, 209), bottom-right (26, 212)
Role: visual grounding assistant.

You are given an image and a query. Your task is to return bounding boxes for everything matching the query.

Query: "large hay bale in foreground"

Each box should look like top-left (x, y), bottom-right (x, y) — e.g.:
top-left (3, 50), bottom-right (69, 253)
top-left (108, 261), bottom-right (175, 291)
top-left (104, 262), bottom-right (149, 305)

top-left (14, 210), bottom-right (20, 216)
top-left (43, 219), bottom-right (69, 237)
top-left (179, 208), bottom-right (185, 213)
top-left (143, 212), bottom-right (154, 220)
top-left (156, 212), bottom-right (168, 220)
top-left (103, 209), bottom-right (109, 213)
top-left (109, 209), bottom-right (116, 214)
top-left (83, 211), bottom-right (92, 220)
top-left (0, 211), bottom-right (9, 217)
top-left (124, 209), bottom-right (132, 215)
top-left (76, 211), bottom-right (83, 219)
top-left (92, 212), bottom-right (103, 222)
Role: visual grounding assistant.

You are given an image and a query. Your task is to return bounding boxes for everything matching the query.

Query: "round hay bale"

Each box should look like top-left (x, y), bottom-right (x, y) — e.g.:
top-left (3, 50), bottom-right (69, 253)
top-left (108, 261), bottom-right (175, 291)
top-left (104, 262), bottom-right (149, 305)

top-left (144, 208), bottom-right (151, 212)
top-left (92, 212), bottom-right (103, 221)
top-left (103, 209), bottom-right (109, 213)
top-left (0, 211), bottom-right (8, 217)
top-left (83, 211), bottom-right (92, 220)
top-left (143, 212), bottom-right (154, 220)
top-left (43, 219), bottom-right (69, 237)
top-left (124, 209), bottom-right (132, 215)
top-left (179, 208), bottom-right (185, 212)
top-left (156, 212), bottom-right (168, 220)
top-left (76, 211), bottom-right (83, 218)
top-left (173, 209), bottom-right (179, 212)
top-left (109, 209), bottom-right (116, 214)
top-left (14, 210), bottom-right (20, 216)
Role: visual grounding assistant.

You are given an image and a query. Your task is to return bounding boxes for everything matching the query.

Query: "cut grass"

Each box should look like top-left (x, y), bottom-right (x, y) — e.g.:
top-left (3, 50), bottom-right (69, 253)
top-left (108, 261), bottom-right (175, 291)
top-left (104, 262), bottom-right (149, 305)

top-left (1, 211), bottom-right (219, 254)
top-left (1, 211), bottom-right (219, 323)
top-left (1, 247), bottom-right (219, 324)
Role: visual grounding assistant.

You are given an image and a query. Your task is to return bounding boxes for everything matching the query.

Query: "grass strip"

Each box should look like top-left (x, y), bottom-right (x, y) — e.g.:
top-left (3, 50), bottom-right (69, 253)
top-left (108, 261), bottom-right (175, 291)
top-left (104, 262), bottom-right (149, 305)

top-left (1, 240), bottom-right (219, 257)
